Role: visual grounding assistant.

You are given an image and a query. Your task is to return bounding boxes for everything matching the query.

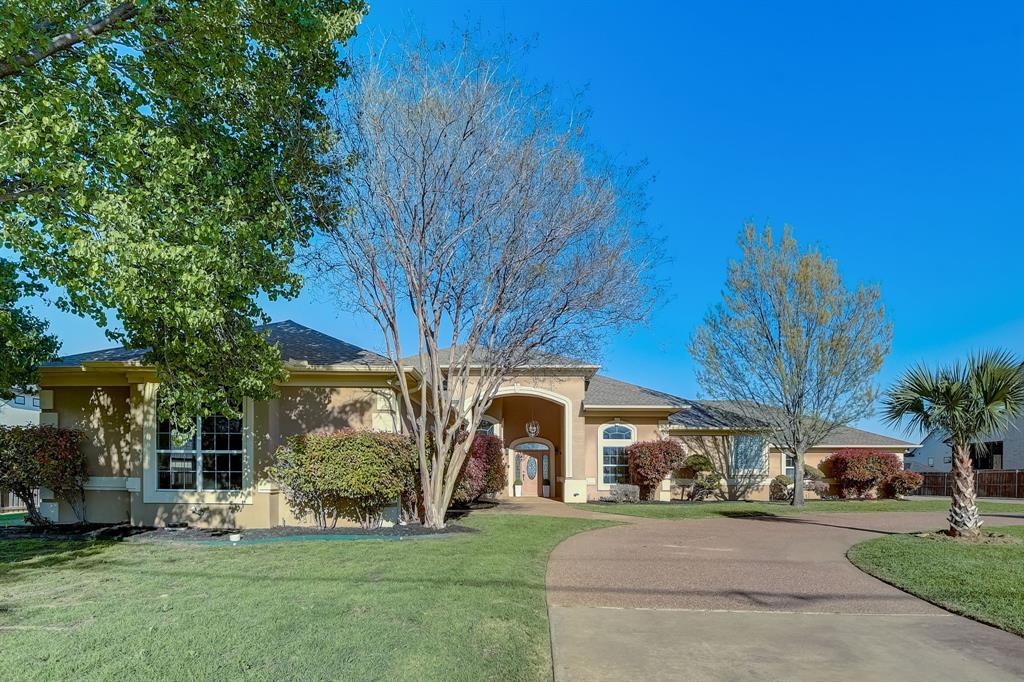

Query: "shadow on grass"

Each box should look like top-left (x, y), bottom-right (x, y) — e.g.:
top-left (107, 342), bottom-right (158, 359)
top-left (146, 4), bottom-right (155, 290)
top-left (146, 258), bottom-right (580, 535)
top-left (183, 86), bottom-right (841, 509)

top-left (717, 510), bottom-right (781, 519)
top-left (724, 513), bottom-right (902, 535)
top-left (0, 540), bottom-right (116, 578)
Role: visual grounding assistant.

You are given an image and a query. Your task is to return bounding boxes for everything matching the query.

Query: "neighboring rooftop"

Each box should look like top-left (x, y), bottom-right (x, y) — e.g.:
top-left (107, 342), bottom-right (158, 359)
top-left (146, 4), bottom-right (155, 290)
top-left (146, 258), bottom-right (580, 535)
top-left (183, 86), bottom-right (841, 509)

top-left (45, 320), bottom-right (390, 369)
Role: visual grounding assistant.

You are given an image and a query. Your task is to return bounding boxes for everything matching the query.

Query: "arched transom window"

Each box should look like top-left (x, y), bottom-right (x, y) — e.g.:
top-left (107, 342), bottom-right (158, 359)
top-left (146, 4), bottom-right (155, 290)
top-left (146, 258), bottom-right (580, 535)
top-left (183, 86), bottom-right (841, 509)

top-left (476, 416), bottom-right (499, 436)
top-left (599, 423), bottom-right (635, 485)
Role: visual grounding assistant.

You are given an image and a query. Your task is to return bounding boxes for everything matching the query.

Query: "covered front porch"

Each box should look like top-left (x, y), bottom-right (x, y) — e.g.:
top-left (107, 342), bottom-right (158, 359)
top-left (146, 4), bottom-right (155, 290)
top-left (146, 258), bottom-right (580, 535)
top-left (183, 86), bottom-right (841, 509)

top-left (481, 391), bottom-right (570, 501)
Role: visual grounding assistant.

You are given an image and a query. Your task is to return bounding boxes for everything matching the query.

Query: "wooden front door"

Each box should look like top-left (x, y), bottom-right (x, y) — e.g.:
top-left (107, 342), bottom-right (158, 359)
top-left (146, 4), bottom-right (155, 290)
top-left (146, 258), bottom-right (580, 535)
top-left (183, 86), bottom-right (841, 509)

top-left (516, 452), bottom-right (543, 497)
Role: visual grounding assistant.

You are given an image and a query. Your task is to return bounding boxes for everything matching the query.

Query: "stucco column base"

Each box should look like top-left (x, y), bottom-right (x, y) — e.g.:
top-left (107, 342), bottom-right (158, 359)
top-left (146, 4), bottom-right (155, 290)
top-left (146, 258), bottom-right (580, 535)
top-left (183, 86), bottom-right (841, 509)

top-left (562, 479), bottom-right (588, 503)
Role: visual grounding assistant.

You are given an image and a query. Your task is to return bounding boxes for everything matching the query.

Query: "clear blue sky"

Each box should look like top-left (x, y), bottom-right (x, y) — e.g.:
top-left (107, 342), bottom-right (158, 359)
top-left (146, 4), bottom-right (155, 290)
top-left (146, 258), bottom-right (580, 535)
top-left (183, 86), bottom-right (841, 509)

top-left (37, 1), bottom-right (1024, 438)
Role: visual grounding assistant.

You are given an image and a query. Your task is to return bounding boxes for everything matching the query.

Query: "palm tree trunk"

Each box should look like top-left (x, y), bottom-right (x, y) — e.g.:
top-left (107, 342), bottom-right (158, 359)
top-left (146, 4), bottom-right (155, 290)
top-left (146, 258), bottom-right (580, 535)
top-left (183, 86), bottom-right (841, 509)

top-left (948, 442), bottom-right (981, 538)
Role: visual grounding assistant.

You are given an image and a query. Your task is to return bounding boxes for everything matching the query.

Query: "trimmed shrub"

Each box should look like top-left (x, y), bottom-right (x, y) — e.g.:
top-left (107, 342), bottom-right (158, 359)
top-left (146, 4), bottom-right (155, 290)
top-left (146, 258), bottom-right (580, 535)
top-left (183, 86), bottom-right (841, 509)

top-left (881, 470), bottom-right (924, 499)
top-left (822, 450), bottom-right (901, 499)
top-left (675, 452), bottom-right (723, 501)
top-left (606, 484), bottom-right (640, 503)
top-left (679, 452), bottom-right (715, 475)
top-left (803, 464), bottom-right (825, 481)
top-left (0, 425), bottom-right (87, 524)
top-left (804, 479), bottom-right (829, 497)
top-left (689, 475), bottom-right (720, 501)
top-left (453, 433), bottom-right (505, 505)
top-left (268, 430), bottom-right (416, 530)
top-left (626, 439), bottom-right (685, 501)
top-left (769, 474), bottom-right (792, 501)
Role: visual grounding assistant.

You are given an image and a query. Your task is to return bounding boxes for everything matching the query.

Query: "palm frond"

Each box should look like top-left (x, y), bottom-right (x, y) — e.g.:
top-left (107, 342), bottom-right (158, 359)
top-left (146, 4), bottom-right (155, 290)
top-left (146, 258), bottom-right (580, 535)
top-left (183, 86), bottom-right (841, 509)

top-left (884, 350), bottom-right (1024, 443)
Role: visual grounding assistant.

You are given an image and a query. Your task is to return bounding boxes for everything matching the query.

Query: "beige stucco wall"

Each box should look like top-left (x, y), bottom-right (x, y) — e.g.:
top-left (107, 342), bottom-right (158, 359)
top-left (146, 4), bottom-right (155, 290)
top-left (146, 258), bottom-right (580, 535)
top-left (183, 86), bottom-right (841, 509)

top-left (40, 376), bottom-right (394, 529)
top-left (583, 414), bottom-right (670, 500)
top-left (51, 386), bottom-right (133, 477)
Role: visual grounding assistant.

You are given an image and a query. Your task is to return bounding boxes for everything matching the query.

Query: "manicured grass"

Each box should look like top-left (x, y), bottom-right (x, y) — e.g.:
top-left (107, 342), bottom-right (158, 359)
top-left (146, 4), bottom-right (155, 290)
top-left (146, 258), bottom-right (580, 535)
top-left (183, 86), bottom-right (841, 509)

top-left (0, 514), bottom-right (609, 681)
top-left (848, 525), bottom-right (1024, 636)
top-left (579, 499), bottom-right (1024, 520)
top-left (0, 511), bottom-right (26, 526)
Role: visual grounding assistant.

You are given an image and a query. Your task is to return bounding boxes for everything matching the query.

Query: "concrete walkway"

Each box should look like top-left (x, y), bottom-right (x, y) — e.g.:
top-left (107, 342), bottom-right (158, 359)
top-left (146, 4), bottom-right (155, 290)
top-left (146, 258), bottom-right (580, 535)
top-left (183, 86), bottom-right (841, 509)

top-left (545, 508), bottom-right (1024, 681)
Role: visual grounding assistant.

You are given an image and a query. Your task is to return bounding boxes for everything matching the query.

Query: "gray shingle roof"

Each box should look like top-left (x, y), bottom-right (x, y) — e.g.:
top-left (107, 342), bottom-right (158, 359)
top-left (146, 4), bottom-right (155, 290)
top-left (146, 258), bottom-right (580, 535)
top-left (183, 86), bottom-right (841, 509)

top-left (697, 400), bottom-right (915, 447)
top-left (584, 374), bottom-right (689, 407)
top-left (46, 320), bottom-right (390, 369)
top-left (668, 401), bottom-right (767, 430)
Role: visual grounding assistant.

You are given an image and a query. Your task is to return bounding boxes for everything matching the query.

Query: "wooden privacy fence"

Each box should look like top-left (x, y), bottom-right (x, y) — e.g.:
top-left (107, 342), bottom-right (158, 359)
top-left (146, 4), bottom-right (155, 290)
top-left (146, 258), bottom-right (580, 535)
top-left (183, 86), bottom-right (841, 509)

top-left (915, 470), bottom-right (1024, 499)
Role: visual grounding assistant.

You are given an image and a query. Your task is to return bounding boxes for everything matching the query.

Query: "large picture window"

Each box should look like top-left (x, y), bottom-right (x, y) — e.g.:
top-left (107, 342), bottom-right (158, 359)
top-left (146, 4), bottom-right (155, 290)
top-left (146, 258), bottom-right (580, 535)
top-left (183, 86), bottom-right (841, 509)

top-left (732, 436), bottom-right (767, 473)
top-left (600, 424), bottom-right (635, 485)
top-left (157, 415), bottom-right (244, 491)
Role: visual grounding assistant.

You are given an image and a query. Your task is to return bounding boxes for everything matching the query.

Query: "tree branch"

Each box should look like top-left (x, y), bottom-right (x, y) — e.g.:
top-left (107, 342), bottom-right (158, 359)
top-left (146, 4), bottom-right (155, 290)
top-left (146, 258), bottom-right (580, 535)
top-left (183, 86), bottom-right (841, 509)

top-left (0, 2), bottom-right (139, 79)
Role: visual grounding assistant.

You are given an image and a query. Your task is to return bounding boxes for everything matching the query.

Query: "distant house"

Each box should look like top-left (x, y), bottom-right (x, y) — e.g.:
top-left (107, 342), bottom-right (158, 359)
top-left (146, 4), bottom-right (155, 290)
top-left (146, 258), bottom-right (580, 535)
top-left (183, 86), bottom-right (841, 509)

top-left (905, 416), bottom-right (1024, 473)
top-left (0, 389), bottom-right (40, 426)
top-left (0, 389), bottom-right (40, 510)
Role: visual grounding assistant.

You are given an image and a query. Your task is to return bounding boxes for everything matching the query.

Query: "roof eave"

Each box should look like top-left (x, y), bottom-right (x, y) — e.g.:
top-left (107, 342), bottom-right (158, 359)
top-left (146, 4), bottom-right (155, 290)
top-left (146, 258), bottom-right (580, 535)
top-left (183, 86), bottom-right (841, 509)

top-left (584, 404), bottom-right (685, 411)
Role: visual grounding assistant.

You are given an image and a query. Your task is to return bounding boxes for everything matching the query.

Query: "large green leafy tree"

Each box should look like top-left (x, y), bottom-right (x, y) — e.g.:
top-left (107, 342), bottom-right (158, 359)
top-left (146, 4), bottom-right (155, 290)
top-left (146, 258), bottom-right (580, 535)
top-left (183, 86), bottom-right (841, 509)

top-left (0, 259), bottom-right (60, 398)
top-left (0, 0), bottom-right (366, 423)
top-left (883, 351), bottom-right (1024, 538)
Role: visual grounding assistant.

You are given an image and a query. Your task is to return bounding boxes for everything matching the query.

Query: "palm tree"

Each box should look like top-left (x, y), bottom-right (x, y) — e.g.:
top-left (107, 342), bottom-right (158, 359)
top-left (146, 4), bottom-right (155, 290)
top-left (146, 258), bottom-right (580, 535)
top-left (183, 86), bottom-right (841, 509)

top-left (883, 351), bottom-right (1024, 538)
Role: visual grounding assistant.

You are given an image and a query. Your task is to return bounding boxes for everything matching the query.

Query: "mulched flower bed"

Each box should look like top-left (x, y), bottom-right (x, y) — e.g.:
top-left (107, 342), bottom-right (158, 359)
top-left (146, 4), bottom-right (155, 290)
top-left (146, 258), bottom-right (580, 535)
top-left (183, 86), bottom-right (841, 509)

top-left (0, 522), bottom-right (151, 541)
top-left (0, 520), bottom-right (474, 544)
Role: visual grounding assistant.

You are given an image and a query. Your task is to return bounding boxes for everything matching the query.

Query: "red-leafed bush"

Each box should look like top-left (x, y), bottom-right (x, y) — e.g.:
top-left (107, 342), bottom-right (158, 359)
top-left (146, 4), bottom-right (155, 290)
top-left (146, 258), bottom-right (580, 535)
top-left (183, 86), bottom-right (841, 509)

top-left (453, 433), bottom-right (506, 505)
top-left (0, 425), bottom-right (87, 524)
top-left (822, 450), bottom-right (901, 499)
top-left (881, 470), bottom-right (924, 499)
top-left (626, 439), bottom-right (686, 501)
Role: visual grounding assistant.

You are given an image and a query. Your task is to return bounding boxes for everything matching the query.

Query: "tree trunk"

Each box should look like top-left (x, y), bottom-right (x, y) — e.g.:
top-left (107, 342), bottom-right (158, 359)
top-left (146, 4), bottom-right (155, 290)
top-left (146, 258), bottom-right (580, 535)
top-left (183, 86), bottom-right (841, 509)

top-left (948, 442), bottom-right (981, 538)
top-left (790, 449), bottom-right (806, 507)
top-left (422, 497), bottom-right (445, 529)
top-left (14, 486), bottom-right (46, 525)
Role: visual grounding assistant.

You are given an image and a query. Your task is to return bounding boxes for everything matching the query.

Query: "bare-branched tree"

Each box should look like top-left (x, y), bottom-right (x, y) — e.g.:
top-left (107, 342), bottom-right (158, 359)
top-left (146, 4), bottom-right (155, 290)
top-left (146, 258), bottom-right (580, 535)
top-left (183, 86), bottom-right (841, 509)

top-left (678, 434), bottom-right (767, 501)
top-left (690, 224), bottom-right (892, 506)
top-left (309, 38), bottom-right (655, 528)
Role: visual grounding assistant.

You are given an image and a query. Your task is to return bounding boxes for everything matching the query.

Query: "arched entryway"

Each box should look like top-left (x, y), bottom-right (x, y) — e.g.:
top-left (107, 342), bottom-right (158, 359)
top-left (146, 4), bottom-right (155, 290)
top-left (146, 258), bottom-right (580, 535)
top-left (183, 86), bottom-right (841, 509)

top-left (509, 437), bottom-right (554, 498)
top-left (482, 386), bottom-right (572, 500)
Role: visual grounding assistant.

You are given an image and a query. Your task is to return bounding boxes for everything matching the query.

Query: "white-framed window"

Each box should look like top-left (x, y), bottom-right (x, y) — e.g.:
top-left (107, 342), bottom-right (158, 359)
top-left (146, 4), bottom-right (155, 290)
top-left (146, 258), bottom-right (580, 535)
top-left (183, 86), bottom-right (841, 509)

top-left (157, 415), bottom-right (244, 491)
top-left (599, 423), bottom-right (635, 486)
top-left (732, 436), bottom-right (767, 473)
top-left (785, 454), bottom-right (796, 480)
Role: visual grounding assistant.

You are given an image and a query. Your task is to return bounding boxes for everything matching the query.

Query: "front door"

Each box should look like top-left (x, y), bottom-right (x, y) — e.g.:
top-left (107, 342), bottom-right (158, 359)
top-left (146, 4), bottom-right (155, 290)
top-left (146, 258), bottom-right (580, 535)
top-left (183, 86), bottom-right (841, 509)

top-left (517, 453), bottom-right (543, 497)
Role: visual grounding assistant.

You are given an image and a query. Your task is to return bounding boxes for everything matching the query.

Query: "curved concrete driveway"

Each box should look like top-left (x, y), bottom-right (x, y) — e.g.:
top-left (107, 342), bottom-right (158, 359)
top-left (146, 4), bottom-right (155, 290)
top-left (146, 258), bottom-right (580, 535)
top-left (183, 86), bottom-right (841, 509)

top-left (547, 510), bottom-right (1024, 681)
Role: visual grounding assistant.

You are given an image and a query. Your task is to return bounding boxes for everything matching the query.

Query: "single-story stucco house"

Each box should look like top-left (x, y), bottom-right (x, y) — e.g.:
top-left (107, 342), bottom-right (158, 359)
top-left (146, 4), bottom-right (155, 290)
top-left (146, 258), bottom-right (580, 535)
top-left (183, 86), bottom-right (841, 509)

top-left (34, 321), bottom-right (914, 527)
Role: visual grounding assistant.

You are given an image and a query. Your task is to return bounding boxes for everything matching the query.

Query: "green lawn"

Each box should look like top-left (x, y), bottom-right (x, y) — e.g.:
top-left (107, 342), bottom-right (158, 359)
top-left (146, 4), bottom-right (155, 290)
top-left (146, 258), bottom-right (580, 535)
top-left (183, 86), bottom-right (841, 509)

top-left (0, 511), bottom-right (26, 526)
top-left (579, 499), bottom-right (1024, 520)
top-left (0, 514), bottom-right (609, 681)
top-left (848, 525), bottom-right (1024, 636)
